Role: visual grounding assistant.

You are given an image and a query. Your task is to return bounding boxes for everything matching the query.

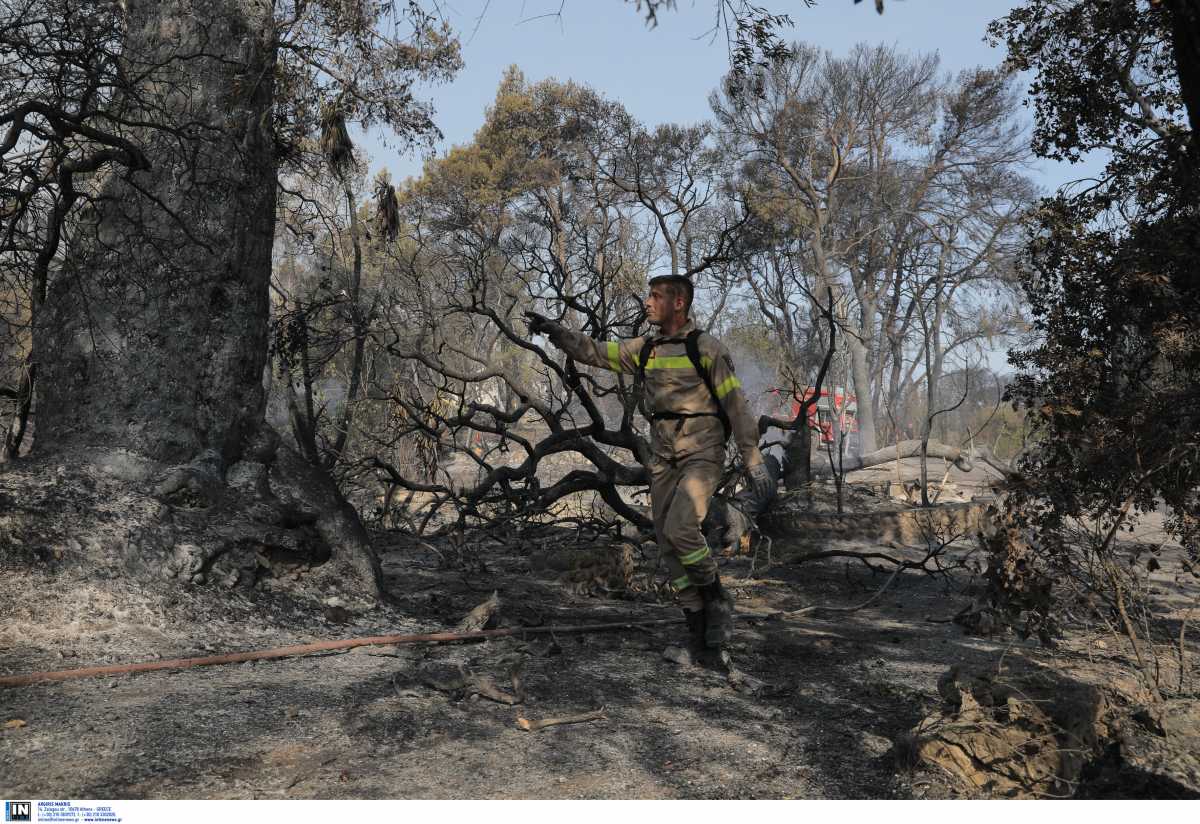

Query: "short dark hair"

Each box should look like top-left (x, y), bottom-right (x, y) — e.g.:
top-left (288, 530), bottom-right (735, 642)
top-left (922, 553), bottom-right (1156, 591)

top-left (648, 274), bottom-right (694, 315)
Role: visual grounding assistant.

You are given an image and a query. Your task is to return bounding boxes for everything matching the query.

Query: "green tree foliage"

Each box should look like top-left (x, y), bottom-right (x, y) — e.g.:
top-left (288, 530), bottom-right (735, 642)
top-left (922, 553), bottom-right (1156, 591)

top-left (976, 3), bottom-right (1200, 674)
top-left (992, 1), bottom-right (1200, 554)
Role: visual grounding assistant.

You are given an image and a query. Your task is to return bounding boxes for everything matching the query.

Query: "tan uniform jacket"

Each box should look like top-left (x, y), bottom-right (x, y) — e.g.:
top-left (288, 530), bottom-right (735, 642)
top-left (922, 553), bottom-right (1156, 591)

top-left (552, 320), bottom-right (764, 468)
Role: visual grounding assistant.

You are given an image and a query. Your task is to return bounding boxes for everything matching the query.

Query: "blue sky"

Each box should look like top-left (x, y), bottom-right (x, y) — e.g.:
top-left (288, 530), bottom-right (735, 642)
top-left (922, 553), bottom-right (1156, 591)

top-left (358, 0), bottom-right (1105, 193)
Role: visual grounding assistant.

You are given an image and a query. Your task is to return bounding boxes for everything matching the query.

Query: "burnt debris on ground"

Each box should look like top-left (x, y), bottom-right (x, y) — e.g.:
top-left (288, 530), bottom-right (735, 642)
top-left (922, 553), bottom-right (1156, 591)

top-left (2, 460), bottom-right (1198, 799)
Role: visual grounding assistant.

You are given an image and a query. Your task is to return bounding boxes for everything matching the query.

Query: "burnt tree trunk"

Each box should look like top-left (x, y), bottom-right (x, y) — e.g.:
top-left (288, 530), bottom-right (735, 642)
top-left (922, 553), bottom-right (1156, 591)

top-left (29, 0), bottom-right (381, 603)
top-left (37, 0), bottom-right (274, 460)
top-left (782, 427), bottom-right (812, 487)
top-left (1166, 0), bottom-right (1200, 140)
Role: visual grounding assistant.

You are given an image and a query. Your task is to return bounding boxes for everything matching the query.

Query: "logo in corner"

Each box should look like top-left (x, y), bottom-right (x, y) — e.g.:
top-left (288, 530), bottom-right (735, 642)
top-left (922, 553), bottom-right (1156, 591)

top-left (4, 802), bottom-right (31, 822)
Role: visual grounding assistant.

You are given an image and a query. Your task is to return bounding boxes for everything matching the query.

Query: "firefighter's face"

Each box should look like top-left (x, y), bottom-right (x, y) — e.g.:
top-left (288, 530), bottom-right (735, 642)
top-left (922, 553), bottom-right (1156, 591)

top-left (645, 285), bottom-right (684, 326)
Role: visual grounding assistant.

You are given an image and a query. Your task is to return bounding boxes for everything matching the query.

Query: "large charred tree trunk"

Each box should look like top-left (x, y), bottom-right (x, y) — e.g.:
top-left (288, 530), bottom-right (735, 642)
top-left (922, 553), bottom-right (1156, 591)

top-left (28, 0), bottom-right (381, 603)
top-left (37, 0), bottom-right (274, 461)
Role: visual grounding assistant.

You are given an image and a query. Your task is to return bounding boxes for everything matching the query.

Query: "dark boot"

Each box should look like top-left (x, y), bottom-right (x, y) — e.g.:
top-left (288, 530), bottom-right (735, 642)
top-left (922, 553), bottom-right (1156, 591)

top-left (699, 574), bottom-right (734, 649)
top-left (683, 608), bottom-right (707, 654)
top-left (663, 608), bottom-right (707, 668)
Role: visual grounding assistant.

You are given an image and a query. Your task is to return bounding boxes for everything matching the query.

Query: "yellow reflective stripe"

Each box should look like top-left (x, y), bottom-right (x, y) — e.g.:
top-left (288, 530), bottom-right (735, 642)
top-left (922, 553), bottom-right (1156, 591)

top-left (644, 355), bottom-right (714, 370)
top-left (714, 375), bottom-right (741, 400)
top-left (679, 545), bottom-right (710, 566)
top-left (606, 341), bottom-right (621, 372)
top-left (671, 574), bottom-right (692, 591)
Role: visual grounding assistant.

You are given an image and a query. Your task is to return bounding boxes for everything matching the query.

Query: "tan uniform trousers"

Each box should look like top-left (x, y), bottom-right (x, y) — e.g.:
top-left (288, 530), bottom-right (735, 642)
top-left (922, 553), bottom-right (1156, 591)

top-left (650, 445), bottom-right (724, 611)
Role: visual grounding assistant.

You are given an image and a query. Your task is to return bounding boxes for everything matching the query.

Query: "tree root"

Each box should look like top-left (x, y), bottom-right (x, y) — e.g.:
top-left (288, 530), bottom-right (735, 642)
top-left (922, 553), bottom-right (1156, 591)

top-left (516, 708), bottom-right (606, 732)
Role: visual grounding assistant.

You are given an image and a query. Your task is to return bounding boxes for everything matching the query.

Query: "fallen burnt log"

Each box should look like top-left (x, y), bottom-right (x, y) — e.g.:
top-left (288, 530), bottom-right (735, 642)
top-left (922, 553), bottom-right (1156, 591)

top-left (972, 445), bottom-right (1024, 484)
top-left (808, 439), bottom-right (974, 478)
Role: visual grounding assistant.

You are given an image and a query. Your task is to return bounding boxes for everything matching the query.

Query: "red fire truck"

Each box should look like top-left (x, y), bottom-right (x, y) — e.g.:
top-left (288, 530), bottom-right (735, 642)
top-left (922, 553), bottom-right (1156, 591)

top-left (786, 386), bottom-right (859, 449)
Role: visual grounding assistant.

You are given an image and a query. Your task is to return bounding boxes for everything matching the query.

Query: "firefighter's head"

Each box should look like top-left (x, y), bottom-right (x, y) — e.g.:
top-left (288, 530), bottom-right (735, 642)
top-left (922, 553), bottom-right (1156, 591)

top-left (645, 275), bottom-right (693, 328)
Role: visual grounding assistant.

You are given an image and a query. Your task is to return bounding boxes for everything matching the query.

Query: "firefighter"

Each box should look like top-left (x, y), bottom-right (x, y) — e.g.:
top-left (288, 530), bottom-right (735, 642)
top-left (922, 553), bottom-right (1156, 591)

top-left (525, 274), bottom-right (773, 655)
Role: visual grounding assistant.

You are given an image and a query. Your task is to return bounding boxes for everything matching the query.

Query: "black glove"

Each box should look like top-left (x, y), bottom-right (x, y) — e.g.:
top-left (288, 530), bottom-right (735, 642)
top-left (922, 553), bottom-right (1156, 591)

top-left (747, 463), bottom-right (775, 502)
top-left (523, 311), bottom-right (556, 337)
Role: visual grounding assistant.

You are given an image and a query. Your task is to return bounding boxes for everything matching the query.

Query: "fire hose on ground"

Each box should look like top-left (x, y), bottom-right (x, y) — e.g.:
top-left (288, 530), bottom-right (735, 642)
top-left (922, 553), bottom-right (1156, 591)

top-left (0, 617), bottom-right (684, 689)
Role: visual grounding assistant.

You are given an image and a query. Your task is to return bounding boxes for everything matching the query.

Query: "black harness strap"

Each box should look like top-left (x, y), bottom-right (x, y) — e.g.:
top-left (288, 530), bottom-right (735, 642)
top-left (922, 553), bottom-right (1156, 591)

top-left (685, 330), bottom-right (732, 440)
top-left (636, 329), bottom-right (731, 440)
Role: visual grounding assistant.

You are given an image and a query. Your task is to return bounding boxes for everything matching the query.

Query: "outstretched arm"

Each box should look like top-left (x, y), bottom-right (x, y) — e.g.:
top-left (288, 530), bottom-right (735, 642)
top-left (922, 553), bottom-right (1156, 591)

top-left (524, 312), bottom-right (641, 373)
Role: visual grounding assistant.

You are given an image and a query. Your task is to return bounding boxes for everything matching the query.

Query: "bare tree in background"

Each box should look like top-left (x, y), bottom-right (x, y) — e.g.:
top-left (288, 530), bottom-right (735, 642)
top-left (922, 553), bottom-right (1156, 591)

top-left (712, 44), bottom-right (1033, 457)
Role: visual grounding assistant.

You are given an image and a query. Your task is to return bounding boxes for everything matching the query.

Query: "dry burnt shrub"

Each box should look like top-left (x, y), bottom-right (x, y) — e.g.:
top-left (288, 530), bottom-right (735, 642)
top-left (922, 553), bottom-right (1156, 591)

top-left (956, 503), bottom-right (1056, 645)
top-left (529, 539), bottom-right (643, 597)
